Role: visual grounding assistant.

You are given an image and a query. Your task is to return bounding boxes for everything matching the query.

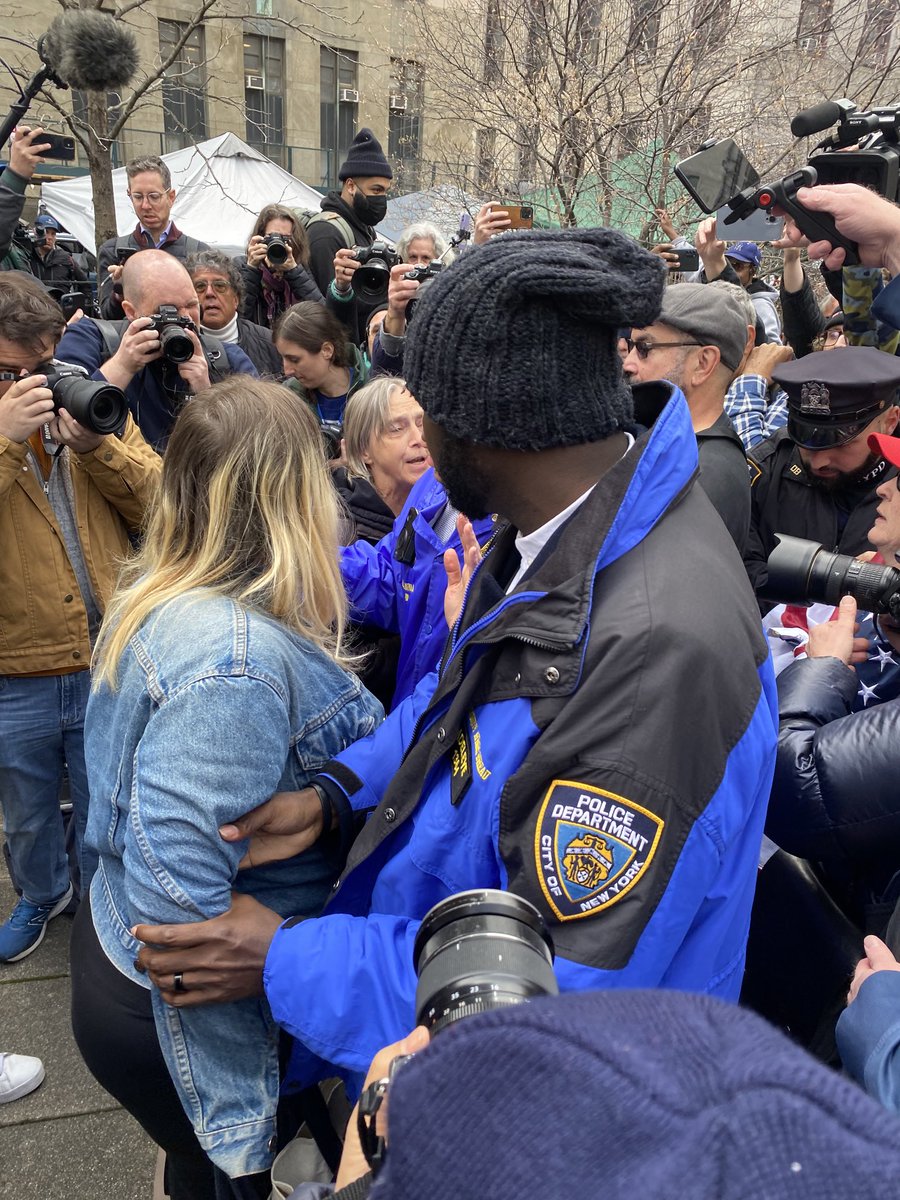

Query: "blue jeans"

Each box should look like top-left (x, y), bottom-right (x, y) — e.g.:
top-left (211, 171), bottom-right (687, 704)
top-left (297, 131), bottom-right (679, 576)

top-left (0, 671), bottom-right (91, 905)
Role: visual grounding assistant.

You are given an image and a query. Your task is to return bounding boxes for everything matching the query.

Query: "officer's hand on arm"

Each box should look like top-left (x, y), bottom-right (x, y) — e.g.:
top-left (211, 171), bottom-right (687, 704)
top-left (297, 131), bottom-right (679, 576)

top-left (775, 183), bottom-right (900, 274)
top-left (246, 235), bottom-right (269, 271)
top-left (383, 263), bottom-right (420, 337)
top-left (806, 595), bottom-right (869, 666)
top-left (101, 316), bottom-right (161, 388)
top-left (742, 342), bottom-right (794, 384)
top-left (847, 935), bottom-right (900, 1004)
top-left (220, 786), bottom-right (329, 868)
top-left (0, 374), bottom-right (54, 443)
top-left (176, 328), bottom-right (211, 393)
top-left (695, 217), bottom-right (728, 281)
top-left (473, 202), bottom-right (512, 244)
top-left (50, 408), bottom-right (104, 455)
top-left (8, 126), bottom-right (51, 181)
top-left (132, 892), bottom-right (283, 1008)
top-left (333, 247), bottom-right (361, 295)
top-left (335, 1026), bottom-right (431, 1191)
top-left (443, 515), bottom-right (482, 630)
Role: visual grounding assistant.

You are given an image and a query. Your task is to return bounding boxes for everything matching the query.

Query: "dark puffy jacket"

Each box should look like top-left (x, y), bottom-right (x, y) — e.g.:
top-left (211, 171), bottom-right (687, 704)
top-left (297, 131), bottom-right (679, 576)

top-left (28, 245), bottom-right (87, 284)
top-left (236, 316), bottom-right (282, 376)
top-left (237, 256), bottom-right (323, 329)
top-left (769, 655), bottom-right (900, 869)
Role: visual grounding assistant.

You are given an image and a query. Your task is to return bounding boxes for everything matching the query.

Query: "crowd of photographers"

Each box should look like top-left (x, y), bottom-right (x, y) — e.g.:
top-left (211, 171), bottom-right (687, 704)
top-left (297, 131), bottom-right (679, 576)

top-left (5, 116), bottom-right (900, 1199)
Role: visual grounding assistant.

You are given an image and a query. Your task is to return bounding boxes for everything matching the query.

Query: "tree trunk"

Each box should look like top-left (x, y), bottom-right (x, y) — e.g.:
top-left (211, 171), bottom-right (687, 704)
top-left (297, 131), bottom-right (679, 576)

top-left (85, 90), bottom-right (118, 248)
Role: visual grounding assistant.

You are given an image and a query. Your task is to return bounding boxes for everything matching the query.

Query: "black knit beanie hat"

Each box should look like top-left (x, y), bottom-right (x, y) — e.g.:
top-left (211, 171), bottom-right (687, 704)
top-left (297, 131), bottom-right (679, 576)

top-left (403, 227), bottom-right (666, 450)
top-left (338, 128), bottom-right (393, 181)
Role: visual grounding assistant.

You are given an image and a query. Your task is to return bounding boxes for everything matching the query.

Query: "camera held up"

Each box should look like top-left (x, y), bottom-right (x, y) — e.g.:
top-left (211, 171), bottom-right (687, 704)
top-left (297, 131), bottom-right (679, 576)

top-left (39, 362), bottom-right (129, 436)
top-left (263, 233), bottom-right (290, 267)
top-left (403, 262), bottom-right (444, 321)
top-left (351, 242), bottom-right (400, 302)
top-left (148, 305), bottom-right (196, 364)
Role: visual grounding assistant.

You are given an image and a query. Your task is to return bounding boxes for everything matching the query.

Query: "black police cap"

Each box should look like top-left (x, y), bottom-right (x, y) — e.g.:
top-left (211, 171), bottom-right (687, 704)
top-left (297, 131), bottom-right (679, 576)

top-left (773, 346), bottom-right (900, 449)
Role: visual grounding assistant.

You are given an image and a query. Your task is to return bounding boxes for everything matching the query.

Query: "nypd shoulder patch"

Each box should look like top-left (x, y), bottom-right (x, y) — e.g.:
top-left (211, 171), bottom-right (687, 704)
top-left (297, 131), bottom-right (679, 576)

top-left (533, 780), bottom-right (664, 922)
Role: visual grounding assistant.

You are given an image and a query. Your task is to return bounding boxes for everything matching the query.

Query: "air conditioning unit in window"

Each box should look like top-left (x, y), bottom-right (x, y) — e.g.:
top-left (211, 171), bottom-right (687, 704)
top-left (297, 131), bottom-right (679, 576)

top-left (389, 93), bottom-right (408, 112)
top-left (339, 88), bottom-right (360, 103)
top-left (245, 74), bottom-right (265, 89)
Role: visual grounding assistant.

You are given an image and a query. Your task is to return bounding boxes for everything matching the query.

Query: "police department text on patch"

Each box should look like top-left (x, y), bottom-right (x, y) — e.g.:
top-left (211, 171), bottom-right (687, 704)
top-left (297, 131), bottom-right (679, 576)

top-left (534, 780), bottom-right (664, 922)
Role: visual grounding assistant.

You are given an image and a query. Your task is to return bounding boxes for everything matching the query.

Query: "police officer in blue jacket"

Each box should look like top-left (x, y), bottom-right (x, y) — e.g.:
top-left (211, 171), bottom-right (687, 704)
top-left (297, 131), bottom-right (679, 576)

top-left (133, 227), bottom-right (778, 1087)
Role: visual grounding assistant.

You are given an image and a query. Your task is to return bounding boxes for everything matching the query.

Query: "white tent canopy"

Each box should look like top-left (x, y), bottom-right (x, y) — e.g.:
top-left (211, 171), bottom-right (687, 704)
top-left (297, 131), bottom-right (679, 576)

top-left (40, 133), bottom-right (324, 257)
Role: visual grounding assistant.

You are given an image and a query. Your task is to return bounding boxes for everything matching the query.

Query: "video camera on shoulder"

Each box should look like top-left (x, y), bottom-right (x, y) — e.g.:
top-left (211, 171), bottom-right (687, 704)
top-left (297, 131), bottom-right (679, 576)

top-left (673, 99), bottom-right (900, 266)
top-left (351, 241), bottom-right (400, 301)
top-left (148, 304), bottom-right (195, 364)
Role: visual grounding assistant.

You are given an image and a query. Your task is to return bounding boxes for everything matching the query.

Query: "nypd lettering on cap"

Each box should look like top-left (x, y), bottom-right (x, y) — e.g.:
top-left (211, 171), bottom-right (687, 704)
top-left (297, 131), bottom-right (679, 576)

top-left (534, 780), bottom-right (663, 922)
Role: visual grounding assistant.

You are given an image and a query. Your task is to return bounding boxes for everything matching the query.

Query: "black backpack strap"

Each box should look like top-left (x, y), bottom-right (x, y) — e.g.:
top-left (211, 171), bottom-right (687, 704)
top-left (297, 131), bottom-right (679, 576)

top-left (91, 318), bottom-right (127, 361)
top-left (200, 333), bottom-right (230, 383)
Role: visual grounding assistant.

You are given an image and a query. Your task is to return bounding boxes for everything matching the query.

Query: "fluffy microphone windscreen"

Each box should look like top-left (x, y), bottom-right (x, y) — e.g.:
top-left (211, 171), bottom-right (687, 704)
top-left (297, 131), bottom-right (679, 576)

top-left (42, 10), bottom-right (139, 92)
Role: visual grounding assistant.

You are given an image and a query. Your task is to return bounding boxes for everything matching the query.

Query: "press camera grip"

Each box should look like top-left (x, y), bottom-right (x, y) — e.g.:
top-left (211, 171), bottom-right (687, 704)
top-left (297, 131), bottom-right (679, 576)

top-left (766, 168), bottom-right (860, 266)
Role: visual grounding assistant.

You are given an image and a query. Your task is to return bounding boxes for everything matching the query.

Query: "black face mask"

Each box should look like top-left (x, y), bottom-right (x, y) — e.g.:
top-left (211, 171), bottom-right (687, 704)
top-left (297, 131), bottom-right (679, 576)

top-left (352, 191), bottom-right (388, 226)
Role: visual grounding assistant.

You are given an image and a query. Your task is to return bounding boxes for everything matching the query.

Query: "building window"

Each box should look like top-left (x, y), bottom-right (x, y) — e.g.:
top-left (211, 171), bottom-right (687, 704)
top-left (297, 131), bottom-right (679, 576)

top-left (796, 0), bottom-right (834, 52)
top-left (158, 20), bottom-right (207, 152)
top-left (477, 127), bottom-right (497, 190)
top-left (484, 0), bottom-right (504, 84)
top-left (244, 33), bottom-right (285, 166)
top-left (320, 47), bottom-right (359, 189)
top-left (389, 59), bottom-right (424, 191)
top-left (629, 0), bottom-right (661, 61)
top-left (858, 0), bottom-right (896, 65)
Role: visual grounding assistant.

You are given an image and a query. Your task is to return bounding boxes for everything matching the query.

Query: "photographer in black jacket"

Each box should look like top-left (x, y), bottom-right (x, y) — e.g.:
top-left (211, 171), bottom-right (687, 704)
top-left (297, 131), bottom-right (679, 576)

top-left (27, 215), bottom-right (87, 285)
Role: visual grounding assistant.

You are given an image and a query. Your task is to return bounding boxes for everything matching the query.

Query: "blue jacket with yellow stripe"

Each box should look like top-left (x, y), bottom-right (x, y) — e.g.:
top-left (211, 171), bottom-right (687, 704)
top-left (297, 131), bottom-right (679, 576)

top-left (267, 384), bottom-right (778, 1083)
top-left (340, 468), bottom-right (495, 708)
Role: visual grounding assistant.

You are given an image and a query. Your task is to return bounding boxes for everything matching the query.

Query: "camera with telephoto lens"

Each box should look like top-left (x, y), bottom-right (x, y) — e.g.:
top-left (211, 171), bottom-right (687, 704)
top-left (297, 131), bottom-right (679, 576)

top-left (148, 304), bottom-right (195, 364)
top-left (351, 241), bottom-right (400, 302)
top-left (358, 889), bottom-right (558, 1174)
top-left (319, 419), bottom-right (342, 461)
top-left (39, 362), bottom-right (129, 435)
top-left (403, 262), bottom-right (444, 321)
top-left (766, 534), bottom-right (900, 620)
top-left (263, 233), bottom-right (290, 266)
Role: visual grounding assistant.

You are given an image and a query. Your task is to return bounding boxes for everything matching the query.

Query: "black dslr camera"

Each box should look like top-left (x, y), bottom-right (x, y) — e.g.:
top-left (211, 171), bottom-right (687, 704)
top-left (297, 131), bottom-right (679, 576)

top-left (351, 241), bottom-right (400, 301)
top-left (319, 419), bottom-right (342, 461)
top-left (39, 362), bottom-right (129, 435)
top-left (263, 233), bottom-right (290, 266)
top-left (358, 889), bottom-right (558, 1175)
top-left (403, 262), bottom-right (444, 321)
top-left (766, 534), bottom-right (900, 619)
top-left (148, 305), bottom-right (195, 364)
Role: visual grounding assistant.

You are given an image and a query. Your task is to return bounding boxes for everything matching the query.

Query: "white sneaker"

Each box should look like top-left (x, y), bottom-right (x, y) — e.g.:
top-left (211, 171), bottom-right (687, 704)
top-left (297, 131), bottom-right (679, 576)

top-left (0, 1052), bottom-right (45, 1102)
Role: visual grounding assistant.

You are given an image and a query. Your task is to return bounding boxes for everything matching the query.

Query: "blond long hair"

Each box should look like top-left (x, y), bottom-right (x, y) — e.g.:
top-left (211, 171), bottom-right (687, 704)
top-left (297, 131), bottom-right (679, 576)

top-left (93, 378), bottom-right (351, 688)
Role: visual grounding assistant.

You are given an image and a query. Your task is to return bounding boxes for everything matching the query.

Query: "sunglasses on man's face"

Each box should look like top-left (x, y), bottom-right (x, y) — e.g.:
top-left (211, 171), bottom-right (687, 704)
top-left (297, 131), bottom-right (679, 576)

top-left (625, 337), bottom-right (703, 360)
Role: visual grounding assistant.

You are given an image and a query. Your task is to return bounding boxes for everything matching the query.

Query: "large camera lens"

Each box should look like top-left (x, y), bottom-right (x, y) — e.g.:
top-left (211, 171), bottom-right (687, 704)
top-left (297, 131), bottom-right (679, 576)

top-left (413, 889), bottom-right (558, 1035)
top-left (767, 533), bottom-right (900, 617)
top-left (159, 323), bottom-right (194, 364)
top-left (45, 369), bottom-right (128, 435)
top-left (265, 235), bottom-right (289, 267)
top-left (354, 259), bottom-right (391, 302)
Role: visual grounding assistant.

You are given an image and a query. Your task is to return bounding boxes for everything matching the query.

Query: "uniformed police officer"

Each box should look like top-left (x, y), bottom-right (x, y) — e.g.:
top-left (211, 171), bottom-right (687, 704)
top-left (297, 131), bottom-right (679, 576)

top-left (746, 346), bottom-right (900, 598)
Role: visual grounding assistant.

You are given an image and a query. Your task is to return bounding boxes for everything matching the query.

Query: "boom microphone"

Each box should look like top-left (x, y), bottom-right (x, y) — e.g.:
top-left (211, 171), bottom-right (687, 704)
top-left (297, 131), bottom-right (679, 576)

top-left (0, 11), bottom-right (138, 155)
top-left (41, 10), bottom-right (139, 92)
top-left (790, 100), bottom-right (846, 139)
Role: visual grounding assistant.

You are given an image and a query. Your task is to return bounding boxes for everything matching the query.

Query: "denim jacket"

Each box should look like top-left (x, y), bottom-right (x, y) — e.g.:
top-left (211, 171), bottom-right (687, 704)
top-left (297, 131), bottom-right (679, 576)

top-left (84, 593), bottom-right (383, 1178)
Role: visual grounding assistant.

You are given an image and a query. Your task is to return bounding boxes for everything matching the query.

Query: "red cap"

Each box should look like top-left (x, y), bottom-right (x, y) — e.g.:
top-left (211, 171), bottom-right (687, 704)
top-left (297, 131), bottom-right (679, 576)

top-left (869, 432), bottom-right (900, 467)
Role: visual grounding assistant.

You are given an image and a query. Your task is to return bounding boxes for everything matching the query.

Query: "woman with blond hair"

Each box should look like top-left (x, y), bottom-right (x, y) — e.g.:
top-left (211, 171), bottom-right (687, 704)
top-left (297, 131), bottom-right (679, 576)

top-left (70, 378), bottom-right (382, 1200)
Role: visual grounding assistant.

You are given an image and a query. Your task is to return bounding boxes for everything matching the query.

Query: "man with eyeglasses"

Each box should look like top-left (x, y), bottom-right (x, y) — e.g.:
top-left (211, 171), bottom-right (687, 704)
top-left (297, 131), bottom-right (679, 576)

top-left (57, 250), bottom-right (256, 452)
top-left (186, 250), bottom-right (282, 376)
top-left (96, 156), bottom-right (209, 321)
top-left (622, 281), bottom-right (753, 553)
top-left (746, 347), bottom-right (900, 598)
